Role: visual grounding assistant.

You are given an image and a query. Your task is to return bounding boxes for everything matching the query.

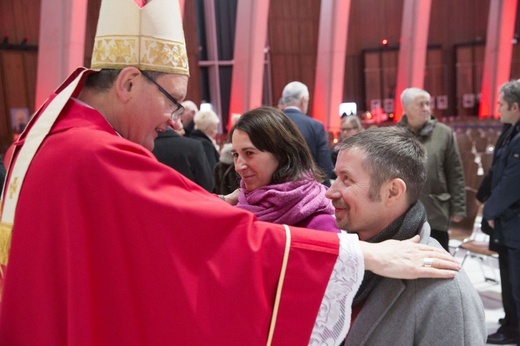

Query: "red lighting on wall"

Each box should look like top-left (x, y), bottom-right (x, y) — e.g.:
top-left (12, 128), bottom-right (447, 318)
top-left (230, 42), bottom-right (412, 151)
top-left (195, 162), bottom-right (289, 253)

top-left (381, 39), bottom-right (389, 46)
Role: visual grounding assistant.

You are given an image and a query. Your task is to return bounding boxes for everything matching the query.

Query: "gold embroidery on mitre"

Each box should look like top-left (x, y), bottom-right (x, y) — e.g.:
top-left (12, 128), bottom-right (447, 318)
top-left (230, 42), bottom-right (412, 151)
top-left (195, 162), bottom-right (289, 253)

top-left (140, 36), bottom-right (189, 75)
top-left (91, 35), bottom-right (189, 75)
top-left (91, 36), bottom-right (139, 69)
top-left (0, 221), bottom-right (13, 268)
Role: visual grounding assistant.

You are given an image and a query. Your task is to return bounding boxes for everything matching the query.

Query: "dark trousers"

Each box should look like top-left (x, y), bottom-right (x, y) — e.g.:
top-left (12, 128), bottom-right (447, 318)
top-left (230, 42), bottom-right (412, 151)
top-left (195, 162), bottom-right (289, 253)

top-left (430, 229), bottom-right (449, 252)
top-left (508, 247), bottom-right (520, 345)
top-left (498, 246), bottom-right (519, 331)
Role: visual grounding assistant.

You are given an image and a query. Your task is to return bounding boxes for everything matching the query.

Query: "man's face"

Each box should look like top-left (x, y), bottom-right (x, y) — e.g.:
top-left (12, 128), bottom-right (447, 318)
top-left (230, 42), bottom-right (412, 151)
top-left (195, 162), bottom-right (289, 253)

top-left (301, 97), bottom-right (309, 114)
top-left (497, 93), bottom-right (520, 125)
top-left (405, 95), bottom-right (431, 130)
top-left (325, 148), bottom-right (386, 240)
top-left (126, 73), bottom-right (188, 151)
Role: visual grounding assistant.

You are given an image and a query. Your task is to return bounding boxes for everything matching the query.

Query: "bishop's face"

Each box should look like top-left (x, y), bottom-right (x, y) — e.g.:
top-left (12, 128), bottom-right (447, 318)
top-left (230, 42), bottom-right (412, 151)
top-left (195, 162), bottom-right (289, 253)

top-left (125, 72), bottom-right (188, 151)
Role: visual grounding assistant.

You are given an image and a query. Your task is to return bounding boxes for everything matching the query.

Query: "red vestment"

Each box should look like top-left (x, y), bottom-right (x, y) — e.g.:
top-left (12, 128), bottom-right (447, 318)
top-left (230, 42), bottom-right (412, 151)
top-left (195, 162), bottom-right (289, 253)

top-left (0, 91), bottom-right (359, 344)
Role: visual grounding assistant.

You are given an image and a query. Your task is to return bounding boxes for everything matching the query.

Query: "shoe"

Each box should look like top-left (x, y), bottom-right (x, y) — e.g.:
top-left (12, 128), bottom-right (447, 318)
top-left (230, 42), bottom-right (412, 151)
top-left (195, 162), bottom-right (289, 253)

top-left (486, 331), bottom-right (518, 345)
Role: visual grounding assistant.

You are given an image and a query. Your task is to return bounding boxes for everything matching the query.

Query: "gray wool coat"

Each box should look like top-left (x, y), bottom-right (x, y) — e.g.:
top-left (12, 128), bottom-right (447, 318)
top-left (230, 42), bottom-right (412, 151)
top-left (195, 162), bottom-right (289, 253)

top-left (344, 223), bottom-right (486, 346)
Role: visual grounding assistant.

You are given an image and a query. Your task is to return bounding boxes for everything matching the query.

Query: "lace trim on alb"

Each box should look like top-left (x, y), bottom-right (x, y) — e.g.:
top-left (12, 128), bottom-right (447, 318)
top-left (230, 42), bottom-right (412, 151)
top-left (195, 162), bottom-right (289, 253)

top-left (309, 232), bottom-right (364, 345)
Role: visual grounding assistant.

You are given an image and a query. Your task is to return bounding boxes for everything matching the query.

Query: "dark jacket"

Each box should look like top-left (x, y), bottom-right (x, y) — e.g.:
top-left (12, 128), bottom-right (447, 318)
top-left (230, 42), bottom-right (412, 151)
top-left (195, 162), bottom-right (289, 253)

top-left (188, 129), bottom-right (220, 170)
top-left (153, 128), bottom-right (215, 192)
top-left (483, 121), bottom-right (520, 249)
top-left (477, 123), bottom-right (512, 251)
top-left (398, 116), bottom-right (466, 231)
top-left (283, 107), bottom-right (334, 180)
top-left (213, 143), bottom-right (239, 195)
top-left (183, 120), bottom-right (195, 137)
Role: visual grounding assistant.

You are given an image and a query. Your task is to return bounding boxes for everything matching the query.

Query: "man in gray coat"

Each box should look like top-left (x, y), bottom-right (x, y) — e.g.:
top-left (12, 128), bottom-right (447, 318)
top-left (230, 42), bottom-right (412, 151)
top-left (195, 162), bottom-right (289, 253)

top-left (397, 87), bottom-right (466, 251)
top-left (326, 127), bottom-right (486, 345)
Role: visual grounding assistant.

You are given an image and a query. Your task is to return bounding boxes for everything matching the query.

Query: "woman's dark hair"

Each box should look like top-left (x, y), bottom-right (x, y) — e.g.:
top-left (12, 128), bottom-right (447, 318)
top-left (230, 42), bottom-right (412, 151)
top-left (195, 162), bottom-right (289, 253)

top-left (230, 106), bottom-right (324, 184)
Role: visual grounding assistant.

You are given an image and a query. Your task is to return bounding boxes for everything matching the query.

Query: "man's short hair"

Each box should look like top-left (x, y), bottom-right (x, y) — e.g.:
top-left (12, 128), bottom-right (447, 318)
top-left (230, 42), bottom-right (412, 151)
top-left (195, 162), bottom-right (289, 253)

top-left (281, 81), bottom-right (309, 106)
top-left (500, 80), bottom-right (520, 109)
top-left (400, 87), bottom-right (430, 109)
top-left (181, 100), bottom-right (198, 114)
top-left (337, 126), bottom-right (427, 205)
top-left (84, 69), bottom-right (165, 91)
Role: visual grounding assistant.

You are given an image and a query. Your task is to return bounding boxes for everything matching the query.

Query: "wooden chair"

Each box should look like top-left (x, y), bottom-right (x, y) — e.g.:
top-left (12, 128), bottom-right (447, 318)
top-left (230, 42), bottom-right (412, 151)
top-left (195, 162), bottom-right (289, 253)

top-left (448, 187), bottom-right (480, 254)
top-left (455, 132), bottom-right (474, 154)
top-left (479, 152), bottom-right (493, 176)
top-left (473, 136), bottom-right (489, 153)
top-left (449, 188), bottom-right (499, 283)
top-left (461, 158), bottom-right (482, 191)
top-left (457, 225), bottom-right (499, 283)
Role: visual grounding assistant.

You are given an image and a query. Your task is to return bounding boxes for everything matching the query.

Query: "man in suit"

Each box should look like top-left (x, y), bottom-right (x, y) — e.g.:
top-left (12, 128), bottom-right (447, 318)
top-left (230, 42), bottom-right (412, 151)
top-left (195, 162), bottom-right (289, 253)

top-left (326, 127), bottom-right (486, 345)
top-left (482, 80), bottom-right (520, 345)
top-left (153, 127), bottom-right (215, 192)
top-left (281, 81), bottom-right (333, 185)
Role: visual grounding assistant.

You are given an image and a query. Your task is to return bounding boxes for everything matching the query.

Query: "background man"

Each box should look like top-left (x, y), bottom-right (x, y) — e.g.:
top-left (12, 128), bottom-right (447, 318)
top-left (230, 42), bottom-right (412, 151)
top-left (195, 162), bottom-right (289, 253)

top-left (281, 81), bottom-right (334, 185)
top-left (326, 127), bottom-right (486, 345)
top-left (180, 100), bottom-right (198, 136)
top-left (482, 79), bottom-right (520, 345)
top-left (398, 87), bottom-right (466, 251)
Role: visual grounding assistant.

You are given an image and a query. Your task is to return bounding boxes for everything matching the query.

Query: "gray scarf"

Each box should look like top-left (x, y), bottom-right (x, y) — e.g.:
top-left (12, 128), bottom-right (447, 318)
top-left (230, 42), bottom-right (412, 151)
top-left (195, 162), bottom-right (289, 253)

top-left (353, 202), bottom-right (427, 306)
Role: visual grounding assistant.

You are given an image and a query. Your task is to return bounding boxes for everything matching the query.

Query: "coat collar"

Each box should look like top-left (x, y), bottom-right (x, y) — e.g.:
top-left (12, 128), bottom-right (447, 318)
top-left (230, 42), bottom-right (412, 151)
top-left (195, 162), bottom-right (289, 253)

top-left (345, 223), bottom-right (431, 344)
top-left (398, 115), bottom-right (437, 137)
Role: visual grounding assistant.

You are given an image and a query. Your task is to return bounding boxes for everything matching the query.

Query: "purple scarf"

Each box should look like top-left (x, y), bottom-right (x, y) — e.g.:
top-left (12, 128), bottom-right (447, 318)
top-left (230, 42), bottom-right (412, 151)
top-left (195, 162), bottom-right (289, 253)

top-left (236, 178), bottom-right (334, 225)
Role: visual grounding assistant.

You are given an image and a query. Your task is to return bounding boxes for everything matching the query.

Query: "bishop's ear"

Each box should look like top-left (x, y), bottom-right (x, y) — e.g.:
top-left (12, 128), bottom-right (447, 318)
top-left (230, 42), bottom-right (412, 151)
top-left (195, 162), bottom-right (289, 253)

top-left (115, 67), bottom-right (141, 102)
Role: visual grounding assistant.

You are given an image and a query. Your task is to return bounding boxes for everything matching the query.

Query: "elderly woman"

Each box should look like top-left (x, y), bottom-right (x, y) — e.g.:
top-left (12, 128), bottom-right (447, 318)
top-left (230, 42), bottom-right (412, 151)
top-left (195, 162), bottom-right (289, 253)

top-left (188, 109), bottom-right (220, 169)
top-left (221, 106), bottom-right (339, 232)
top-left (331, 115), bottom-right (364, 167)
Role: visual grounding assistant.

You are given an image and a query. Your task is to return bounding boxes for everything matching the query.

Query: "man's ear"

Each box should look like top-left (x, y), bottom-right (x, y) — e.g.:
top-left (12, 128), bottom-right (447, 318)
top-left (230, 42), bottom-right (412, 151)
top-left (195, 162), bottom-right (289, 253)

top-left (115, 67), bottom-right (141, 102)
top-left (384, 178), bottom-right (407, 205)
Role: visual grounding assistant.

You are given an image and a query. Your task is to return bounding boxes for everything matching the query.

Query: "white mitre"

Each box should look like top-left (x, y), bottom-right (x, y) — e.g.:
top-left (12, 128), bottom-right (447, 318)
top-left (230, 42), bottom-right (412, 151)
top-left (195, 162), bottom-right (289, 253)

top-left (91, 0), bottom-right (189, 76)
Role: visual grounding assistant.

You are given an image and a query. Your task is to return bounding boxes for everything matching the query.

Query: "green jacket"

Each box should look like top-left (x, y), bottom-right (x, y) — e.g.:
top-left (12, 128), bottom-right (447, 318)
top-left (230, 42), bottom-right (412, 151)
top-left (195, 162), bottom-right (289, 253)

top-left (398, 116), bottom-right (466, 231)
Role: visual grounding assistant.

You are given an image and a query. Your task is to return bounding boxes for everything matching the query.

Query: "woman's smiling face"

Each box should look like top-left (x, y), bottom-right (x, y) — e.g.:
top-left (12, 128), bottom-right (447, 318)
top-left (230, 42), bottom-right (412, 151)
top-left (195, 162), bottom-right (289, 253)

top-left (231, 129), bottom-right (279, 191)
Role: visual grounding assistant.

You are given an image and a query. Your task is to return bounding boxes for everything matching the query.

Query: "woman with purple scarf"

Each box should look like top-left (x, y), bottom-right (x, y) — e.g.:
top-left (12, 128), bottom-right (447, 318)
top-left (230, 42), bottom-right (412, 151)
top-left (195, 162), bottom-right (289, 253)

top-left (220, 106), bottom-right (339, 233)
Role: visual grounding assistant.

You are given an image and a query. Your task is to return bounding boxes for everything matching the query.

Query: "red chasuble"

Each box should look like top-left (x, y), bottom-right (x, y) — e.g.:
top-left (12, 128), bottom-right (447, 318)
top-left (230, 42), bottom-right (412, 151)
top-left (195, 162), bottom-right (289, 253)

top-left (0, 98), bottom-right (341, 345)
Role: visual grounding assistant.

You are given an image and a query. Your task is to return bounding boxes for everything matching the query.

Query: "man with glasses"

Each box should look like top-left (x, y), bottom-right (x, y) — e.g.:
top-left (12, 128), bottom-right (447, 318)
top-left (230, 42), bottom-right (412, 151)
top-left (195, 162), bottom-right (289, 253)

top-left (331, 115), bottom-right (364, 167)
top-left (0, 0), bottom-right (463, 344)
